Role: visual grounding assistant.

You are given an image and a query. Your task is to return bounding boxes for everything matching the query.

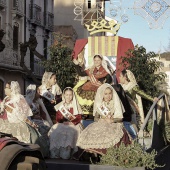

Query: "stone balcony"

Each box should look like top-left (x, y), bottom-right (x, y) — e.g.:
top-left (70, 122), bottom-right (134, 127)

top-left (0, 48), bottom-right (44, 76)
top-left (12, 0), bottom-right (25, 18)
top-left (0, 0), bottom-right (6, 10)
top-left (29, 4), bottom-right (42, 26)
top-left (44, 11), bottom-right (54, 31)
top-left (0, 47), bottom-right (20, 66)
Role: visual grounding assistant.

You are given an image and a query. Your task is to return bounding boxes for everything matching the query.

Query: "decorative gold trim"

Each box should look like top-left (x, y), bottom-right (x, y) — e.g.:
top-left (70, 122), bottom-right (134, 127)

top-left (85, 19), bottom-right (121, 35)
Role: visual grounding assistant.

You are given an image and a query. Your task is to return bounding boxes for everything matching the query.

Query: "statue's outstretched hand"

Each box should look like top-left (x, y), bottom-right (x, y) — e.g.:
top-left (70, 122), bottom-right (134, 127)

top-left (153, 97), bottom-right (159, 102)
top-left (73, 59), bottom-right (79, 65)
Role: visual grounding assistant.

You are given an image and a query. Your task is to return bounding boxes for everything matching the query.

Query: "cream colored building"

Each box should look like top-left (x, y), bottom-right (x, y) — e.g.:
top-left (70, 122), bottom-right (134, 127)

top-left (0, 0), bottom-right (54, 98)
top-left (155, 55), bottom-right (170, 95)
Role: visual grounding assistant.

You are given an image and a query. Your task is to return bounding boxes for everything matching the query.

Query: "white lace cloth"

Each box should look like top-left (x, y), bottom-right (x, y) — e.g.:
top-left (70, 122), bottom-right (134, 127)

top-left (48, 122), bottom-right (83, 153)
top-left (3, 81), bottom-right (33, 123)
top-left (77, 119), bottom-right (124, 149)
top-left (0, 119), bottom-right (31, 143)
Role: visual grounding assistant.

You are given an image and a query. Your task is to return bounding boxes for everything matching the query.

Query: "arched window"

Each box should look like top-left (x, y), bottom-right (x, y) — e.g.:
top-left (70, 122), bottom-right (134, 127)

top-left (88, 0), bottom-right (91, 8)
top-left (13, 22), bottom-right (19, 51)
top-left (0, 79), bottom-right (4, 100)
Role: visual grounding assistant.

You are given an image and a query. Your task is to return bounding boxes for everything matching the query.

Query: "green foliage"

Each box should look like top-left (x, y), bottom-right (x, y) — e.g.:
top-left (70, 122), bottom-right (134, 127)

top-left (41, 34), bottom-right (78, 90)
top-left (121, 45), bottom-right (166, 113)
top-left (98, 142), bottom-right (163, 169)
top-left (121, 45), bottom-right (166, 97)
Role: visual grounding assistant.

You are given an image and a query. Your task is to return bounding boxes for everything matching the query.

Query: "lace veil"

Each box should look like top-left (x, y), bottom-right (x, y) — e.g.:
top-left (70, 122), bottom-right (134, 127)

top-left (93, 83), bottom-right (124, 118)
top-left (25, 84), bottom-right (36, 105)
top-left (121, 70), bottom-right (138, 91)
top-left (10, 81), bottom-right (33, 122)
top-left (121, 70), bottom-right (145, 123)
top-left (55, 87), bottom-right (83, 116)
top-left (25, 84), bottom-right (53, 126)
top-left (40, 71), bottom-right (62, 96)
top-left (42, 71), bottom-right (53, 85)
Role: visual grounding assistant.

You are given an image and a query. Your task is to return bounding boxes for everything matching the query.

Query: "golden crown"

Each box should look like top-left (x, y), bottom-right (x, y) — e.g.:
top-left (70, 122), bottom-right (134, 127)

top-left (85, 19), bottom-right (121, 35)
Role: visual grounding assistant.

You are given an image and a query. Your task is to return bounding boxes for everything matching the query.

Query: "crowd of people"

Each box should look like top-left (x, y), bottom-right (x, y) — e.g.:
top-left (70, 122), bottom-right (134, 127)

top-left (0, 54), bottom-right (158, 161)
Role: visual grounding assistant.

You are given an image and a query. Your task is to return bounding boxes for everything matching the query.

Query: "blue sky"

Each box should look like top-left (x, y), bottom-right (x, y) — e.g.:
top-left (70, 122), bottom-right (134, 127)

top-left (105, 0), bottom-right (170, 53)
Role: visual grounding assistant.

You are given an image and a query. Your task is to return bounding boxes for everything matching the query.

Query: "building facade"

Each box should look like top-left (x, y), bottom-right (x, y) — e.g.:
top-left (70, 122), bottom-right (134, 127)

top-left (155, 55), bottom-right (170, 95)
top-left (0, 0), bottom-right (25, 99)
top-left (25, 0), bottom-right (54, 88)
top-left (0, 0), bottom-right (54, 98)
top-left (0, 0), bottom-right (108, 99)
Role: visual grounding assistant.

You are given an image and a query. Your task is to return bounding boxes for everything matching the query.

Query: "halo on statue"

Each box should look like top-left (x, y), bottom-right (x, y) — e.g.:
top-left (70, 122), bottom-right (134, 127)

top-left (134, 0), bottom-right (170, 29)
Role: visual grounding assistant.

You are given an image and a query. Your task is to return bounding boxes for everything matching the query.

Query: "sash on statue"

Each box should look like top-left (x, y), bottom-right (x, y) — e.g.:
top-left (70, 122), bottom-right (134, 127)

top-left (89, 74), bottom-right (102, 87)
top-left (40, 89), bottom-right (55, 102)
top-left (58, 105), bottom-right (76, 121)
top-left (98, 104), bottom-right (110, 117)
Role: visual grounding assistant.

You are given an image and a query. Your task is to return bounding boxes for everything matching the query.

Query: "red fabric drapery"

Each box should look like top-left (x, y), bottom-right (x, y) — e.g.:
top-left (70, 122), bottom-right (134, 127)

top-left (72, 39), bottom-right (88, 59)
top-left (116, 36), bottom-right (134, 82)
top-left (72, 37), bottom-right (134, 83)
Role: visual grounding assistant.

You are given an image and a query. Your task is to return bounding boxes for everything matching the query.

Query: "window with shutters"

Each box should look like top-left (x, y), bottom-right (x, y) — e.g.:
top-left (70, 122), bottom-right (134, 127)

top-left (13, 22), bottom-right (19, 51)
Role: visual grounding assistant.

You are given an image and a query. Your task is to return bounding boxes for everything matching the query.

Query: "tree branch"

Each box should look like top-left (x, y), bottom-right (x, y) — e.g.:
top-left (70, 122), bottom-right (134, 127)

top-left (30, 50), bottom-right (46, 61)
top-left (28, 35), bottom-right (46, 61)
top-left (22, 64), bottom-right (40, 84)
top-left (20, 42), bottom-right (40, 84)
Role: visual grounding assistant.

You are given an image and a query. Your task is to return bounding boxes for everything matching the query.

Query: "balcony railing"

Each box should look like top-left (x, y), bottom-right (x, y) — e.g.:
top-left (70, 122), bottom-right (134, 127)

top-left (0, 0), bottom-right (6, 10)
top-left (12, 0), bottom-right (24, 17)
top-left (138, 94), bottom-right (168, 152)
top-left (44, 12), bottom-right (54, 31)
top-left (29, 4), bottom-right (41, 26)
